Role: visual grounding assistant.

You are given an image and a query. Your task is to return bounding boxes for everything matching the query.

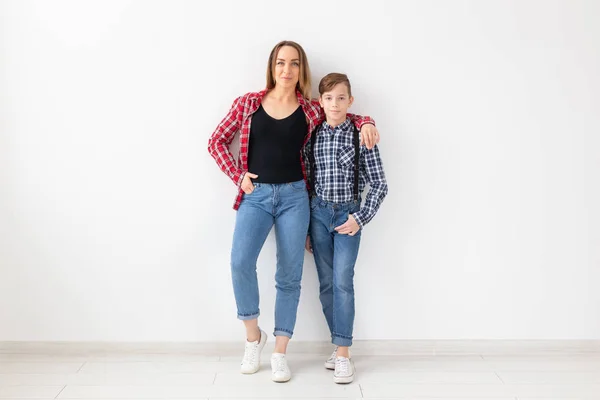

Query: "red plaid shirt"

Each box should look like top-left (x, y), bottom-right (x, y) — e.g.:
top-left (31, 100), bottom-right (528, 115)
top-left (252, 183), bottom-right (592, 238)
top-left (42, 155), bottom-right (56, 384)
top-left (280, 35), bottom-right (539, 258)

top-left (208, 89), bottom-right (374, 210)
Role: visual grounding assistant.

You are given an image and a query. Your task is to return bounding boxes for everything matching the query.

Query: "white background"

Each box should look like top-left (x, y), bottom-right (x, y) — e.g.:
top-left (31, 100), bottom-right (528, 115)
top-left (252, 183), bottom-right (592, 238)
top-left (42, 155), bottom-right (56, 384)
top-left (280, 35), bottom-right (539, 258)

top-left (1, 0), bottom-right (599, 341)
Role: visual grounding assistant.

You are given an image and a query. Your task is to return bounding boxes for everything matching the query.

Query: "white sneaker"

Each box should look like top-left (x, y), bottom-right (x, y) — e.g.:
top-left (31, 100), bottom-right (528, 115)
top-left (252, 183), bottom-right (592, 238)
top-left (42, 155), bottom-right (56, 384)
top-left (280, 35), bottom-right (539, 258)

top-left (324, 347), bottom-right (338, 370)
top-left (270, 353), bottom-right (291, 382)
top-left (333, 356), bottom-right (354, 384)
top-left (240, 329), bottom-right (267, 374)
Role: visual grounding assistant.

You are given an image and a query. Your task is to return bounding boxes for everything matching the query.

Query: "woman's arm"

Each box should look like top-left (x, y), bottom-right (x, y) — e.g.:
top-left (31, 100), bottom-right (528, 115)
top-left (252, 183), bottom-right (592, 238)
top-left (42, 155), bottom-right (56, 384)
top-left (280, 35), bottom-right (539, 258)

top-left (348, 113), bottom-right (379, 149)
top-left (308, 98), bottom-right (379, 149)
top-left (207, 96), bottom-right (246, 186)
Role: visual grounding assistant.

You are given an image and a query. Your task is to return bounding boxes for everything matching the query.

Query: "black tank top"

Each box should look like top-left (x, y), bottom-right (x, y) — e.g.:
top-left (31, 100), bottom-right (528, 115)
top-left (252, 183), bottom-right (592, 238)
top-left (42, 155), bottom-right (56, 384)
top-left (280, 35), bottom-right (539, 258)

top-left (247, 104), bottom-right (308, 183)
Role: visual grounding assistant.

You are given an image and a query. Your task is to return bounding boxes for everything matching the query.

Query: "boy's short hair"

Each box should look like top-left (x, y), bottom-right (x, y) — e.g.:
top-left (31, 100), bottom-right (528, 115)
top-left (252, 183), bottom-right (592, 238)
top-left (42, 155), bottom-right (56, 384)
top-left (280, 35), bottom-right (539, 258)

top-left (318, 73), bottom-right (352, 97)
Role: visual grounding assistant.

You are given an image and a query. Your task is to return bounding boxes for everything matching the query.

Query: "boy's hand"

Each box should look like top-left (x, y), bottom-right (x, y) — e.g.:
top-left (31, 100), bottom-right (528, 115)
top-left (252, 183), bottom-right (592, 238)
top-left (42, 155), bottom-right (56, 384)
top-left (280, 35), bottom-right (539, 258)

top-left (359, 124), bottom-right (380, 149)
top-left (335, 215), bottom-right (360, 236)
top-left (241, 172), bottom-right (258, 194)
top-left (305, 235), bottom-right (313, 253)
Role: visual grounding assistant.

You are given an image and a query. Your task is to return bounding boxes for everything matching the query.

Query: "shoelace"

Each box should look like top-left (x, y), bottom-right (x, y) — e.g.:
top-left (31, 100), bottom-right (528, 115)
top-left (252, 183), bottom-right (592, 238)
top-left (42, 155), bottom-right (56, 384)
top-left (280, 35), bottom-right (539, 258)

top-left (242, 342), bottom-right (257, 364)
top-left (273, 356), bottom-right (288, 372)
top-left (329, 347), bottom-right (338, 361)
top-left (335, 358), bottom-right (350, 375)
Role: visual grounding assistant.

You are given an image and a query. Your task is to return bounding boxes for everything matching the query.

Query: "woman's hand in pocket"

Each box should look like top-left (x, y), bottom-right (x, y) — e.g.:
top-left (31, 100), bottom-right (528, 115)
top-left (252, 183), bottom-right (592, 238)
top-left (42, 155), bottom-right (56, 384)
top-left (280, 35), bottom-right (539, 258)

top-left (241, 172), bottom-right (258, 194)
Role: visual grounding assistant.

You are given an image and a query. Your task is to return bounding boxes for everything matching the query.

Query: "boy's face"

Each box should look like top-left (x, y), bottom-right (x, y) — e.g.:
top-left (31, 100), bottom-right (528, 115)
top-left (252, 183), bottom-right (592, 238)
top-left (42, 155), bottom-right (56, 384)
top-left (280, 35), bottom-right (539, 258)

top-left (319, 83), bottom-right (354, 125)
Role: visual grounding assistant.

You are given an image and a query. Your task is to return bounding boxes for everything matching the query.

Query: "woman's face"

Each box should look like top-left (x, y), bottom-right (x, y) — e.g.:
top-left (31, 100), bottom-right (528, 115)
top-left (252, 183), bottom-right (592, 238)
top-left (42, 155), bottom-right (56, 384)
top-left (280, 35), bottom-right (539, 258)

top-left (274, 46), bottom-right (300, 90)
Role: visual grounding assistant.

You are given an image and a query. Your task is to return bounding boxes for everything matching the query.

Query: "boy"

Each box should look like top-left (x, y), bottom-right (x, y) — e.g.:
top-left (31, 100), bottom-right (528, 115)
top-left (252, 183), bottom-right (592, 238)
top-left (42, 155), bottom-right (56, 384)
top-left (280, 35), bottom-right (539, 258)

top-left (304, 73), bottom-right (388, 384)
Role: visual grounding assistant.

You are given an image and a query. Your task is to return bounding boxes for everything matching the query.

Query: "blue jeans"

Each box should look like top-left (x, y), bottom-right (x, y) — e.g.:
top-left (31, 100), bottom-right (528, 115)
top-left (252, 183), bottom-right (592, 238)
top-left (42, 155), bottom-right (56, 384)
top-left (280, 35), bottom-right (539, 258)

top-left (309, 196), bottom-right (361, 347)
top-left (230, 180), bottom-right (309, 338)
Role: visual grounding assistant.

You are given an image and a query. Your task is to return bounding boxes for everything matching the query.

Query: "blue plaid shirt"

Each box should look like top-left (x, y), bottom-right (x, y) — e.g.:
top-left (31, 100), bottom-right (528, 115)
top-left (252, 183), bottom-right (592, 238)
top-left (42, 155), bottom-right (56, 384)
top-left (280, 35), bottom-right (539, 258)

top-left (304, 118), bottom-right (388, 228)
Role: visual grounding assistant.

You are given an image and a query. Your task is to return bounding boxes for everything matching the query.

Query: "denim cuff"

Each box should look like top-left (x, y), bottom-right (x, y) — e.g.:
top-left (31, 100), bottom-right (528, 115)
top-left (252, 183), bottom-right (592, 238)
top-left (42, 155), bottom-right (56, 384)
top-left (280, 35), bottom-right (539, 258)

top-left (273, 328), bottom-right (293, 338)
top-left (237, 311), bottom-right (260, 321)
top-left (332, 334), bottom-right (353, 347)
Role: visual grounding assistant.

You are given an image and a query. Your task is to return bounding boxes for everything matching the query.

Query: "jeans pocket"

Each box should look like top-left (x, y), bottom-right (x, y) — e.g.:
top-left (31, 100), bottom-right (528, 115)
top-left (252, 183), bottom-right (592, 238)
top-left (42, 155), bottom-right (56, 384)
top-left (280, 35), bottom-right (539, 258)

top-left (243, 183), bottom-right (260, 198)
top-left (288, 180), bottom-right (307, 192)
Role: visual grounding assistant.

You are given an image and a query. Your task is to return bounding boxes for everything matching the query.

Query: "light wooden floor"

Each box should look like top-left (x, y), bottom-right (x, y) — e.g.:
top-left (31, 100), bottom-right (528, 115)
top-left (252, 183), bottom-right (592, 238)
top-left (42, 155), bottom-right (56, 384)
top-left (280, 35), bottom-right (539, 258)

top-left (1, 341), bottom-right (599, 399)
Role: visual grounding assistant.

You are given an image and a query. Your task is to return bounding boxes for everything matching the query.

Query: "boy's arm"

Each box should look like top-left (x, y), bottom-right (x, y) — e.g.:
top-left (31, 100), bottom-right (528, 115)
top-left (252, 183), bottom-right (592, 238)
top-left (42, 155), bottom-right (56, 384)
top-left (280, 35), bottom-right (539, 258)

top-left (351, 145), bottom-right (388, 228)
top-left (207, 96), bottom-right (245, 186)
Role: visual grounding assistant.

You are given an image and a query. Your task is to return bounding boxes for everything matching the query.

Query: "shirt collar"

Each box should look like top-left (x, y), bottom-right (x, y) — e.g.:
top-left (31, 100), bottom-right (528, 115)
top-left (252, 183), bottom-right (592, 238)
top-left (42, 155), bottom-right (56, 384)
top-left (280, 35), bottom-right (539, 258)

top-left (321, 118), bottom-right (352, 135)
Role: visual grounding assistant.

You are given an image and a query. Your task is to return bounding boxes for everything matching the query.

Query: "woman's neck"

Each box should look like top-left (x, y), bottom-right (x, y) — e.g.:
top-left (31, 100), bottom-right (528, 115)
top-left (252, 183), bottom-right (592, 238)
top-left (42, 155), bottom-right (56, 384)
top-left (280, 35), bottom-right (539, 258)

top-left (268, 85), bottom-right (297, 102)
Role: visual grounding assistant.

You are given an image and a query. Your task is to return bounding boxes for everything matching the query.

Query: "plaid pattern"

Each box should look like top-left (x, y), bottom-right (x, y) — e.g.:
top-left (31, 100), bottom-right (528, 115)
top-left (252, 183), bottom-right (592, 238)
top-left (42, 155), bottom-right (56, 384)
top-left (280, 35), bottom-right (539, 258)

top-left (208, 90), bottom-right (374, 210)
top-left (305, 119), bottom-right (388, 228)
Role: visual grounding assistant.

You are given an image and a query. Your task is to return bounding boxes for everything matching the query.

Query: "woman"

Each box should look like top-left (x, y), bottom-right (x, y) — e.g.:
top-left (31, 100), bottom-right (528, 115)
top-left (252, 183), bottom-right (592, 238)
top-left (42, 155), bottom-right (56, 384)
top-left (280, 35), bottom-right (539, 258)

top-left (207, 40), bottom-right (379, 383)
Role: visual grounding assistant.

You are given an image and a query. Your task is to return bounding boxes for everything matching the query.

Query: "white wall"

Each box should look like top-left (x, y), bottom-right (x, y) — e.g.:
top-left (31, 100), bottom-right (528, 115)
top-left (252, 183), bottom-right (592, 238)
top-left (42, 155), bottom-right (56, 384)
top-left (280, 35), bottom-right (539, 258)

top-left (1, 0), bottom-right (599, 341)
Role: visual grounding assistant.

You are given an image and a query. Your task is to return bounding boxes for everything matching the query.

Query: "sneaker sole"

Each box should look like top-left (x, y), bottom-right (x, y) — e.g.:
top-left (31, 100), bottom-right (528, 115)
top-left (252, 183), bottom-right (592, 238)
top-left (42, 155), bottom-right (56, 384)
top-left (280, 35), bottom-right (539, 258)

top-left (241, 366), bottom-right (260, 374)
top-left (324, 361), bottom-right (335, 370)
top-left (272, 375), bottom-right (291, 383)
top-left (333, 374), bottom-right (354, 384)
